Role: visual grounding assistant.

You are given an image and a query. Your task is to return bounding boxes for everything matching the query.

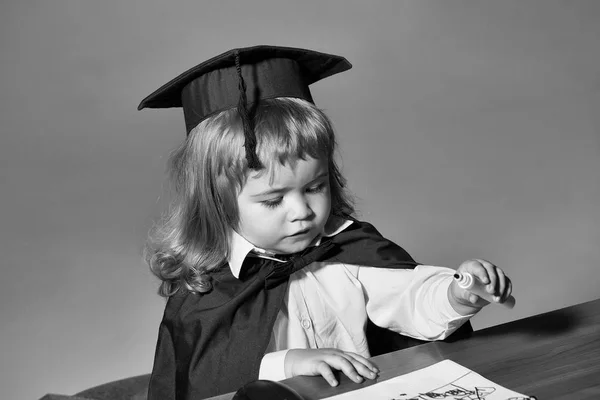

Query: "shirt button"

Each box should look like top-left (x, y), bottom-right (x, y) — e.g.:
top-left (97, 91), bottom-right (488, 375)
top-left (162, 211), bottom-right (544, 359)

top-left (301, 318), bottom-right (312, 330)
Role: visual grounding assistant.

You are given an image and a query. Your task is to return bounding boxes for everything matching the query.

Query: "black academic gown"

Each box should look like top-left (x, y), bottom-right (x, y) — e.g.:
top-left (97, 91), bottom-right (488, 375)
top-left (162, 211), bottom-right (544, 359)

top-left (147, 220), bottom-right (419, 400)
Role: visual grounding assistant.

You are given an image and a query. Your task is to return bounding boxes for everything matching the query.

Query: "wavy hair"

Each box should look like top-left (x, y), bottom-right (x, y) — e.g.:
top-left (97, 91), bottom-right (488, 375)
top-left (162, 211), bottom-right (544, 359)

top-left (145, 97), bottom-right (354, 296)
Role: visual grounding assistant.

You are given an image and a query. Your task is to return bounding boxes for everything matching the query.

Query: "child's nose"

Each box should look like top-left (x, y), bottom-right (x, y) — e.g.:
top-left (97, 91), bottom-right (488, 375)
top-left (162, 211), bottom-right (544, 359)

top-left (289, 195), bottom-right (313, 221)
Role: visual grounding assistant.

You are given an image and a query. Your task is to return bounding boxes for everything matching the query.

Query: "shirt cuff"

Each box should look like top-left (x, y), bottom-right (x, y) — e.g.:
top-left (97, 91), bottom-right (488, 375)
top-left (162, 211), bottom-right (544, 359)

top-left (258, 349), bottom-right (290, 381)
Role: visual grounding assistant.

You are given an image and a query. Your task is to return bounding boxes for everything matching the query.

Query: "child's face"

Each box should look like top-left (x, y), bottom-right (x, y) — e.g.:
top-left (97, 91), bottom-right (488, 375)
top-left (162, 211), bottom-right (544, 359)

top-left (236, 157), bottom-right (331, 254)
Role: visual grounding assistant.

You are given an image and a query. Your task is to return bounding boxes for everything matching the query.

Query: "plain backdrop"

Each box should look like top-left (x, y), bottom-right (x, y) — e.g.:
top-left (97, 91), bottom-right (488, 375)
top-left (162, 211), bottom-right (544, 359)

top-left (1, 1), bottom-right (599, 399)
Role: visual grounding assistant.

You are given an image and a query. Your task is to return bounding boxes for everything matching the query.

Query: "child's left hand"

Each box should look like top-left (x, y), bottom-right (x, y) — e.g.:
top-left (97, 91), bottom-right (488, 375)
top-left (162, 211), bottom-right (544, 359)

top-left (448, 259), bottom-right (513, 314)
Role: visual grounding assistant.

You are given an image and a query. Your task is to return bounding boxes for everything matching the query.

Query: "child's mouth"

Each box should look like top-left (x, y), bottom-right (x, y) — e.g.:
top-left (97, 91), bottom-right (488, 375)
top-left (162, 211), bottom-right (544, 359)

top-left (290, 228), bottom-right (310, 237)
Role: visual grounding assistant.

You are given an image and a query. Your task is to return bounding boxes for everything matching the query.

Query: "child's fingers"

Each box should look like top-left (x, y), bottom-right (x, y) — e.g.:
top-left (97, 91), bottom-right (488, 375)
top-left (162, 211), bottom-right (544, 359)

top-left (322, 355), bottom-right (365, 384)
top-left (345, 352), bottom-right (379, 372)
top-left (472, 259), bottom-right (498, 295)
top-left (315, 361), bottom-right (339, 387)
top-left (459, 259), bottom-right (490, 285)
top-left (337, 357), bottom-right (367, 384)
top-left (343, 352), bottom-right (379, 379)
top-left (500, 278), bottom-right (513, 303)
top-left (493, 268), bottom-right (507, 302)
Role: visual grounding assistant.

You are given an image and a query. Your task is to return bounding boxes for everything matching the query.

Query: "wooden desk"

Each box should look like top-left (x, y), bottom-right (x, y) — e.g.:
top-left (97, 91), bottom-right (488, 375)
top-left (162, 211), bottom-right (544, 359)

top-left (209, 298), bottom-right (600, 400)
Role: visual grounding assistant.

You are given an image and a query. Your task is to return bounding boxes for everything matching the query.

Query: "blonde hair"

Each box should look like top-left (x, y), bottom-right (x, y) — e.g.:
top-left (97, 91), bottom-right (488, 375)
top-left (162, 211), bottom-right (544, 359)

top-left (145, 97), bottom-right (354, 296)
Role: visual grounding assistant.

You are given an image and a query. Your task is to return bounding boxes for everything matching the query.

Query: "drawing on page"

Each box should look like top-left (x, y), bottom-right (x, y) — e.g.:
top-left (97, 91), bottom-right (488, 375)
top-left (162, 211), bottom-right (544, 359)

top-left (389, 371), bottom-right (533, 400)
top-left (322, 360), bottom-right (534, 400)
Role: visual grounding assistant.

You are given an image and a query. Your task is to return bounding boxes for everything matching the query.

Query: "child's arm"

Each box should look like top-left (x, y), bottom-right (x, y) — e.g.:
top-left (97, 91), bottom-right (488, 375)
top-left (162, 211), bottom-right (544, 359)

top-left (359, 260), bottom-right (512, 340)
top-left (359, 266), bottom-right (474, 340)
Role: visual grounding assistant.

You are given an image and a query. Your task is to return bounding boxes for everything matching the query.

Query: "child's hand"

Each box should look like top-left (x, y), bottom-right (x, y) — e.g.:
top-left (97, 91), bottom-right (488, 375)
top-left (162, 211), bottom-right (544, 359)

top-left (449, 259), bottom-right (513, 314)
top-left (284, 348), bottom-right (379, 387)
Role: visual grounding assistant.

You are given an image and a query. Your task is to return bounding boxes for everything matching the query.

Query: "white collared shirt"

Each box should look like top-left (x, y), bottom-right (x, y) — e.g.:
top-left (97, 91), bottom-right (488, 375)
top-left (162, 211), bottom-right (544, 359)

top-left (228, 218), bottom-right (474, 381)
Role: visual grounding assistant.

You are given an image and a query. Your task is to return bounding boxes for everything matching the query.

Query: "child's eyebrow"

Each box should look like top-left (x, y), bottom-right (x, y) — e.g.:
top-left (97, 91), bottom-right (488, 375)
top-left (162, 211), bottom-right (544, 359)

top-left (251, 187), bottom-right (287, 197)
top-left (251, 172), bottom-right (329, 198)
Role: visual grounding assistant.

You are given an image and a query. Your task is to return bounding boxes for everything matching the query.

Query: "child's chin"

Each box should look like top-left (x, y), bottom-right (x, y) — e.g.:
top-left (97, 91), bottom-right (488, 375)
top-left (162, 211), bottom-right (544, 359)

top-left (277, 239), bottom-right (313, 254)
top-left (275, 244), bottom-right (308, 255)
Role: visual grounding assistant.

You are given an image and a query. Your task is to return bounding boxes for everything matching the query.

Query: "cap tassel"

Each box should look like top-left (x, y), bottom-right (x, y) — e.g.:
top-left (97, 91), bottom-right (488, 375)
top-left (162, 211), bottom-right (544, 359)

top-left (234, 50), bottom-right (262, 170)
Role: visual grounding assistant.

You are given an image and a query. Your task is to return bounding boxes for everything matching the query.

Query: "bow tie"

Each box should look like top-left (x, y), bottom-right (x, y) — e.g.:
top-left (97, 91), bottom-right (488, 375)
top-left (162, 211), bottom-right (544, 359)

top-left (259, 241), bottom-right (337, 289)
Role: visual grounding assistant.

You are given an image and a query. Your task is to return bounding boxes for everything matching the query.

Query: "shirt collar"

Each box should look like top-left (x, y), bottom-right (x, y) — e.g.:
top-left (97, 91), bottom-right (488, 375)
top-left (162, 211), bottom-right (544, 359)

top-left (228, 216), bottom-right (354, 278)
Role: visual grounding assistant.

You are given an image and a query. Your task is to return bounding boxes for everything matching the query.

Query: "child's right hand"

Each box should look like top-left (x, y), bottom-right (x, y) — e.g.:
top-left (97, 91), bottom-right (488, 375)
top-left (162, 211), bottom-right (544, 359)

top-left (284, 348), bottom-right (379, 387)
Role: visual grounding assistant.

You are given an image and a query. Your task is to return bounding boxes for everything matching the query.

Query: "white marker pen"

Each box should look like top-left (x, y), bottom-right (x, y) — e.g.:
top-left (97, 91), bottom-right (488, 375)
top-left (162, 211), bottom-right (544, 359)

top-left (454, 272), bottom-right (515, 309)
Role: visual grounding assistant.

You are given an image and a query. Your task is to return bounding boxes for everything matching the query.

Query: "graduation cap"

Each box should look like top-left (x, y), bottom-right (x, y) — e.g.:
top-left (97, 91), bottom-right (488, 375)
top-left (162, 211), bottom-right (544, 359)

top-left (138, 45), bottom-right (352, 169)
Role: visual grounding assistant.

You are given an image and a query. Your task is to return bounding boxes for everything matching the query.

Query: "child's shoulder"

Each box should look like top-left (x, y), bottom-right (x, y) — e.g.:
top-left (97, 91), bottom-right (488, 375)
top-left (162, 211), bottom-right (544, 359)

top-left (328, 217), bottom-right (419, 268)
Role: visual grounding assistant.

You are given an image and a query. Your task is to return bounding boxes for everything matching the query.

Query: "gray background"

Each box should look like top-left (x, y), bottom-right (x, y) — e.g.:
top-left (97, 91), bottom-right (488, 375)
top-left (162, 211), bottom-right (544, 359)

top-left (1, 1), bottom-right (599, 399)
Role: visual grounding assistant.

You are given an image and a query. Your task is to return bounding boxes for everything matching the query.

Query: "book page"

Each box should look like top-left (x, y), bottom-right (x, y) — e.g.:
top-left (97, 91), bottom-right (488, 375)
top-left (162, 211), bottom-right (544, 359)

top-left (323, 360), bottom-right (535, 400)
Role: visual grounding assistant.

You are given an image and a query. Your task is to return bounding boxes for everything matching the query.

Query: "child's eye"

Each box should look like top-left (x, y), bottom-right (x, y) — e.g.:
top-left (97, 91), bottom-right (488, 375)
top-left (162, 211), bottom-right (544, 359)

top-left (306, 183), bottom-right (326, 194)
top-left (261, 197), bottom-right (283, 209)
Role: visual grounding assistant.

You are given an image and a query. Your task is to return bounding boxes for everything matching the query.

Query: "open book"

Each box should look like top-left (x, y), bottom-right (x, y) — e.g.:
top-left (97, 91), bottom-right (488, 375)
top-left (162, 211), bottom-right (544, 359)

top-left (323, 360), bottom-right (536, 400)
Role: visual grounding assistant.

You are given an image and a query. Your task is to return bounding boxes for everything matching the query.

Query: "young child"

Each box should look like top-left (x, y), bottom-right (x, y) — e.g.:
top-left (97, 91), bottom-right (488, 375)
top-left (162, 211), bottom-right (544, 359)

top-left (138, 45), bottom-right (513, 400)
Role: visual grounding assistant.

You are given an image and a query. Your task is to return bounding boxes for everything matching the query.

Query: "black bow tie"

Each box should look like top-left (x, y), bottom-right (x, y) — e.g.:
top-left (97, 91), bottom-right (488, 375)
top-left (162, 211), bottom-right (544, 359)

top-left (259, 241), bottom-right (337, 289)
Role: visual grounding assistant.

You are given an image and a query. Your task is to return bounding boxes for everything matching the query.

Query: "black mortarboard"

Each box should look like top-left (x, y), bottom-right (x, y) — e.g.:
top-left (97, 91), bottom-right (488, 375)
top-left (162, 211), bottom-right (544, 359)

top-left (138, 45), bottom-right (351, 168)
